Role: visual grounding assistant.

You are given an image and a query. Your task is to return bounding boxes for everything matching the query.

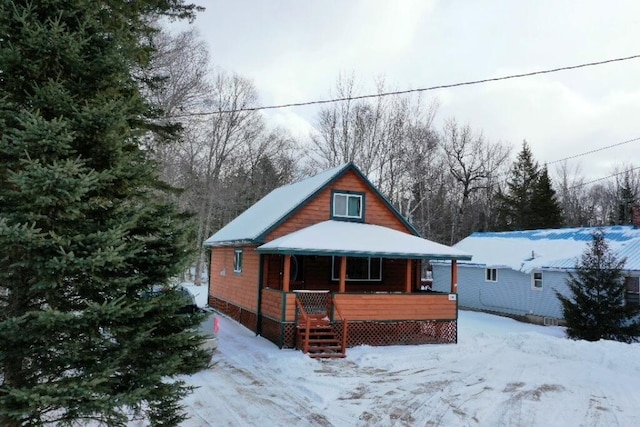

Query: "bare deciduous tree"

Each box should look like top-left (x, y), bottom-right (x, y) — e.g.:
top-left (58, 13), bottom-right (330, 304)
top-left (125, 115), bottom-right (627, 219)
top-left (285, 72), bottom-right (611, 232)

top-left (146, 27), bottom-right (299, 284)
top-left (442, 119), bottom-right (510, 242)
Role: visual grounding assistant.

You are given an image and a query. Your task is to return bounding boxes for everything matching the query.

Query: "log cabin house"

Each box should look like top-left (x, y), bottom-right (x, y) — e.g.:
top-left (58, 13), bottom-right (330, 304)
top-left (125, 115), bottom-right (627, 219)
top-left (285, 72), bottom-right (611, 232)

top-left (204, 163), bottom-right (472, 358)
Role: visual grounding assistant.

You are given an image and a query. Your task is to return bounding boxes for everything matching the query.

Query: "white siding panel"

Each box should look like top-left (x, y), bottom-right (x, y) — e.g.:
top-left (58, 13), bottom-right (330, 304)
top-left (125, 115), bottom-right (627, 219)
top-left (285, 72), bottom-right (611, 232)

top-left (433, 265), bottom-right (570, 319)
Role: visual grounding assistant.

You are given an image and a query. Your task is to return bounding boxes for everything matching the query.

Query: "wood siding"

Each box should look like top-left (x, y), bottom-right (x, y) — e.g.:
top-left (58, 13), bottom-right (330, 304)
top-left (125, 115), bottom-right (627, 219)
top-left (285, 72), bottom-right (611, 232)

top-left (209, 246), bottom-right (260, 312)
top-left (260, 289), bottom-right (297, 322)
top-left (284, 292), bottom-right (296, 321)
top-left (261, 288), bottom-right (284, 319)
top-left (333, 293), bottom-right (456, 321)
top-left (264, 169), bottom-right (412, 242)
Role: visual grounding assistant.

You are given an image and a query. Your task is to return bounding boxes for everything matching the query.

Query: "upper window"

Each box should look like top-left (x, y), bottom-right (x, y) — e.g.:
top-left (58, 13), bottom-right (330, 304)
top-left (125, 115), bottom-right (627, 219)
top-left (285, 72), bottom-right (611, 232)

top-left (233, 249), bottom-right (243, 273)
top-left (532, 271), bottom-right (543, 290)
top-left (485, 268), bottom-right (497, 282)
top-left (332, 257), bottom-right (381, 281)
top-left (332, 192), bottom-right (363, 220)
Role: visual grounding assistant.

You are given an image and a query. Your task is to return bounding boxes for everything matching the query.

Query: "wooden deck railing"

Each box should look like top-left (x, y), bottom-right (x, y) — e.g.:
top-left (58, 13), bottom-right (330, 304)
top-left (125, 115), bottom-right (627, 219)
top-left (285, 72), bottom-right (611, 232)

top-left (332, 297), bottom-right (348, 356)
top-left (294, 298), bottom-right (312, 354)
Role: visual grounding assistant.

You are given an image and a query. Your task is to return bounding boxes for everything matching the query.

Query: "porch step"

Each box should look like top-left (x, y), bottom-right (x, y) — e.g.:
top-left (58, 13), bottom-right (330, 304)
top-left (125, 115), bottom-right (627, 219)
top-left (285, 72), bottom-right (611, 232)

top-left (296, 320), bottom-right (345, 359)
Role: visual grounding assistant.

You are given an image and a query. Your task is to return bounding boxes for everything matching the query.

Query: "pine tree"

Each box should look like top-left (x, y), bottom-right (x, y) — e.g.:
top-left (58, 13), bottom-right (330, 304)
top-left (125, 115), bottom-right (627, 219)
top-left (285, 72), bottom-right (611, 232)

top-left (495, 141), bottom-right (539, 230)
top-left (0, 1), bottom-right (208, 426)
top-left (530, 165), bottom-right (564, 229)
top-left (555, 231), bottom-right (640, 343)
top-left (609, 173), bottom-right (637, 225)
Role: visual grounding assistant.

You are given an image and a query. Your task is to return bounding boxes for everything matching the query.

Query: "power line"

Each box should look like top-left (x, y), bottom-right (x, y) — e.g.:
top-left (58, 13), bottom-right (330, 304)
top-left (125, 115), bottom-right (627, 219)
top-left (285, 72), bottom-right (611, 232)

top-left (168, 53), bottom-right (640, 117)
top-left (569, 165), bottom-right (640, 190)
top-left (548, 136), bottom-right (640, 165)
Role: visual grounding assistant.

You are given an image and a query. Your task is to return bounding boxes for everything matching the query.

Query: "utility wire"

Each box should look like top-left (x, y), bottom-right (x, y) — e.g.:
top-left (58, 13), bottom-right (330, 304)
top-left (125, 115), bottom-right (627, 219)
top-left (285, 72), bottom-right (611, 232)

top-left (547, 136), bottom-right (640, 165)
top-left (497, 135), bottom-right (640, 189)
top-left (569, 165), bottom-right (640, 190)
top-left (168, 53), bottom-right (640, 117)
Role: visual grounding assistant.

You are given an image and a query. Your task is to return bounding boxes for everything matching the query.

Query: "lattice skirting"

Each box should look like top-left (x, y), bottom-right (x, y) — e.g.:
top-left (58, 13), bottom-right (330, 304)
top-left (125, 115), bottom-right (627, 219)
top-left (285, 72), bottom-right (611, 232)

top-left (209, 295), bottom-right (456, 348)
top-left (264, 319), bottom-right (456, 348)
top-left (209, 297), bottom-right (257, 333)
top-left (340, 320), bottom-right (457, 346)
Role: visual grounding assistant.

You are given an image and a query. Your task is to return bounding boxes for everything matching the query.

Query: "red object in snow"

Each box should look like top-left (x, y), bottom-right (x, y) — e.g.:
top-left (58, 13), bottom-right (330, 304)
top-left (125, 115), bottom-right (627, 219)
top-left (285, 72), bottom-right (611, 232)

top-left (214, 316), bottom-right (220, 334)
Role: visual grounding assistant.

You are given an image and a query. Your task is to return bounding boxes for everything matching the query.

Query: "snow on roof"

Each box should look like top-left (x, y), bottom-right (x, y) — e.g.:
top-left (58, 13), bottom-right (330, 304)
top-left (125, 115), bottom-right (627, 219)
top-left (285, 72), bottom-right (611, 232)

top-left (257, 220), bottom-right (472, 260)
top-left (204, 164), bottom-right (349, 246)
top-left (452, 225), bottom-right (640, 273)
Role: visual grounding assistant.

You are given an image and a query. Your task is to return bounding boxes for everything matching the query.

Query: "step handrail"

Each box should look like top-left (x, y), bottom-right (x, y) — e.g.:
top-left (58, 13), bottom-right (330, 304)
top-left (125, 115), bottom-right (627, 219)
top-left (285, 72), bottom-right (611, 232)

top-left (331, 297), bottom-right (348, 356)
top-left (295, 298), bottom-right (311, 354)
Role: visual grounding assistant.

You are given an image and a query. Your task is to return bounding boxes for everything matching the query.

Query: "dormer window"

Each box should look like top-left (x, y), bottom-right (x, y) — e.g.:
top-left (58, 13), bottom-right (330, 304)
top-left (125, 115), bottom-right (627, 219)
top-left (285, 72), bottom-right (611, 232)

top-left (332, 191), bottom-right (364, 221)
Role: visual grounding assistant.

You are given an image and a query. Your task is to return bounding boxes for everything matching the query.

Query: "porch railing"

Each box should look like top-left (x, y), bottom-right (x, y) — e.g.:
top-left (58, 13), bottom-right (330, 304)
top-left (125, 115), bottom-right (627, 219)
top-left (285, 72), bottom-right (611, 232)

top-left (294, 298), bottom-right (312, 354)
top-left (332, 299), bottom-right (348, 354)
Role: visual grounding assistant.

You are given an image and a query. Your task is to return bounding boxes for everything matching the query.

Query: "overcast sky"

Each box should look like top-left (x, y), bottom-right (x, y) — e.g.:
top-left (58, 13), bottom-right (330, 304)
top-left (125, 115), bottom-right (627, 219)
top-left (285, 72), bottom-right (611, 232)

top-left (178, 0), bottom-right (640, 182)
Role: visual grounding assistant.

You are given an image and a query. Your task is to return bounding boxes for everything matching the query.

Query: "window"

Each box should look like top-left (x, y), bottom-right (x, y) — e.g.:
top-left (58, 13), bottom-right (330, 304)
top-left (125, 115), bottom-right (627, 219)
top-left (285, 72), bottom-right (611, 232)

top-left (625, 276), bottom-right (639, 306)
top-left (332, 257), bottom-right (381, 281)
top-left (532, 271), bottom-right (543, 290)
top-left (233, 249), bottom-right (243, 273)
top-left (485, 268), bottom-right (497, 282)
top-left (332, 192), bottom-right (363, 220)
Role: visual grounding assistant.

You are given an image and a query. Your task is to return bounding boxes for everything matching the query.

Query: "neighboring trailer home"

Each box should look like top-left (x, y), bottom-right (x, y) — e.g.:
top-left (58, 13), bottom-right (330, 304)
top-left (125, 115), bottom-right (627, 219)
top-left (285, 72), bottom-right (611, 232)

top-left (204, 163), bottom-right (471, 357)
top-left (432, 222), bottom-right (640, 324)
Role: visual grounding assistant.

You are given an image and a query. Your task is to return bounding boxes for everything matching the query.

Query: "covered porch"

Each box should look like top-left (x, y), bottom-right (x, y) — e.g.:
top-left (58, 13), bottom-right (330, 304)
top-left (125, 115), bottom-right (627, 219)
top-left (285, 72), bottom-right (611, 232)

top-left (255, 221), bottom-right (471, 355)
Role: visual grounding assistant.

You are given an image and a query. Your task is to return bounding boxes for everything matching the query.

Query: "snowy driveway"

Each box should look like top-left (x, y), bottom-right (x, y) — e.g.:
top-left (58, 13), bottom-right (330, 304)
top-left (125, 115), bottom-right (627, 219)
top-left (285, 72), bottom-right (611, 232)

top-left (175, 287), bottom-right (640, 427)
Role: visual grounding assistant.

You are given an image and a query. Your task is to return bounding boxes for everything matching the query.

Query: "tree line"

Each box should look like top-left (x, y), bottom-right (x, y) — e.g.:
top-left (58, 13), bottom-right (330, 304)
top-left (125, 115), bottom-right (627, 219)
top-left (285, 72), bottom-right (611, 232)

top-left (149, 27), bottom-right (640, 272)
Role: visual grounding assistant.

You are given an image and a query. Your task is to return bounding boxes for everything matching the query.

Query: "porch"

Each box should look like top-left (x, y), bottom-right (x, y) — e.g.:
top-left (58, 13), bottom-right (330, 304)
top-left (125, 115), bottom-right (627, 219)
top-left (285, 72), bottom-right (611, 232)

top-left (257, 253), bottom-right (461, 354)
top-left (259, 287), bottom-right (458, 353)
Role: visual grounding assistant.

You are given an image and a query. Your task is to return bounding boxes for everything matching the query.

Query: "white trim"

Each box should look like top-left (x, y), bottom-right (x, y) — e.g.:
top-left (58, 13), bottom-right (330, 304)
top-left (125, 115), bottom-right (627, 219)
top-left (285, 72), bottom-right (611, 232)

top-left (233, 248), bottom-right (243, 273)
top-left (531, 271), bottom-right (543, 290)
top-left (333, 193), bottom-right (363, 219)
top-left (485, 268), bottom-right (497, 282)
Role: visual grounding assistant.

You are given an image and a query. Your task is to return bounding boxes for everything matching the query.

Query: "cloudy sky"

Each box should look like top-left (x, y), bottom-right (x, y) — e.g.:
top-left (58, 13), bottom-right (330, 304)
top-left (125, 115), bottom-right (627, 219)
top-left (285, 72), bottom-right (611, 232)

top-left (180, 0), bottom-right (640, 181)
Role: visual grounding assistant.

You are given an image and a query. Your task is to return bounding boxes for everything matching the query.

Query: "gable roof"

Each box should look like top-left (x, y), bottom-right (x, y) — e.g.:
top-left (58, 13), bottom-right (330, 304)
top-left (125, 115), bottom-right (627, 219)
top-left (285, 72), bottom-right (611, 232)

top-left (257, 220), bottom-right (472, 260)
top-left (204, 163), bottom-right (420, 247)
top-left (451, 225), bottom-right (640, 273)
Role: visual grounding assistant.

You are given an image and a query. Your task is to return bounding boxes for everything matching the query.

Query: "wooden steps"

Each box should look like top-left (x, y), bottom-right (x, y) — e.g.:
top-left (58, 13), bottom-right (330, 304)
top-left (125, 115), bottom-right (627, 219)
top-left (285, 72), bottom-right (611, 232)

top-left (296, 317), bottom-right (345, 359)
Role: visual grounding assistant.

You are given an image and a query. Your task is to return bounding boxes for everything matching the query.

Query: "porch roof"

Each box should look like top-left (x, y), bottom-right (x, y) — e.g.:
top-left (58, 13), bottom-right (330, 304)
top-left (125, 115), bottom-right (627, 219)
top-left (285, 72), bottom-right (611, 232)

top-left (256, 220), bottom-right (472, 260)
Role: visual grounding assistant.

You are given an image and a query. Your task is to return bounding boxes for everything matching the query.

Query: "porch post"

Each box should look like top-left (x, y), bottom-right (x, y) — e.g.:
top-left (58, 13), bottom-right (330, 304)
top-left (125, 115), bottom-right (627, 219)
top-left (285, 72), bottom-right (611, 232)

top-left (283, 255), bottom-right (291, 292)
top-left (451, 259), bottom-right (458, 293)
top-left (405, 259), bottom-right (412, 293)
top-left (339, 256), bottom-right (347, 293)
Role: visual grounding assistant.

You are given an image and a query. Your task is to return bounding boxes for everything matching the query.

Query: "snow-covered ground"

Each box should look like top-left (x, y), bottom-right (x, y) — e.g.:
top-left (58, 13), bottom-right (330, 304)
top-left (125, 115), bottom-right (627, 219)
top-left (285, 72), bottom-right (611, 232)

top-left (179, 285), bottom-right (640, 427)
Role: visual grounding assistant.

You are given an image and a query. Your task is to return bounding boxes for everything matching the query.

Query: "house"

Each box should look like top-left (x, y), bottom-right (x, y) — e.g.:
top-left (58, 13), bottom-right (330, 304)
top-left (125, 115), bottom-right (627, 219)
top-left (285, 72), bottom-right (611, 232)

top-left (204, 163), bottom-right (471, 357)
top-left (432, 212), bottom-right (640, 324)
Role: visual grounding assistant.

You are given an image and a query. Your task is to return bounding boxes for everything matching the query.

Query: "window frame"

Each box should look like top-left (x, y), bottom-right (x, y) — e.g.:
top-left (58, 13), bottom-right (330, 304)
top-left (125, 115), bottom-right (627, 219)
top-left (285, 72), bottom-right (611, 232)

top-left (485, 268), bottom-right (497, 282)
top-left (331, 190), bottom-right (365, 221)
top-left (233, 248), bottom-right (243, 274)
top-left (626, 276), bottom-right (640, 294)
top-left (531, 271), bottom-right (543, 290)
top-left (331, 256), bottom-right (382, 282)
top-left (625, 276), bottom-right (640, 306)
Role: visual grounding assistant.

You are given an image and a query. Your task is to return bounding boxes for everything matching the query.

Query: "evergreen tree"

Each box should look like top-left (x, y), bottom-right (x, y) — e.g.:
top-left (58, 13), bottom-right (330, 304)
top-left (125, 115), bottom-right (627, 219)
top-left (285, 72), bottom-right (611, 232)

top-left (555, 231), bottom-right (640, 343)
top-left (0, 1), bottom-right (209, 426)
top-left (609, 173), bottom-right (637, 225)
top-left (495, 141), bottom-right (539, 230)
top-left (530, 165), bottom-right (564, 228)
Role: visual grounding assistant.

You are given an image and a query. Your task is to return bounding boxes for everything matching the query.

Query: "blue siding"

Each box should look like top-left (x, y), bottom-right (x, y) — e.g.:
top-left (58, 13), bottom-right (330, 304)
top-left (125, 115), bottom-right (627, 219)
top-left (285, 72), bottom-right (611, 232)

top-left (433, 265), bottom-right (570, 319)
